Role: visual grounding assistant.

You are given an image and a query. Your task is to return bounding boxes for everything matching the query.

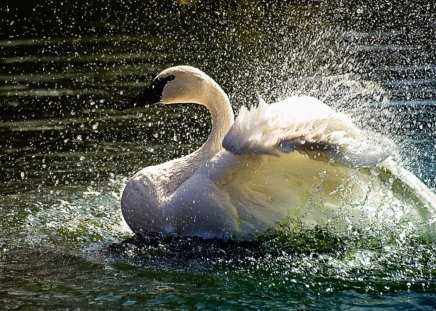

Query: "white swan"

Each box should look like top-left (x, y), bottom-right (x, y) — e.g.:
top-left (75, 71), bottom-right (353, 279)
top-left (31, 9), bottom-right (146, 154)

top-left (119, 65), bottom-right (436, 240)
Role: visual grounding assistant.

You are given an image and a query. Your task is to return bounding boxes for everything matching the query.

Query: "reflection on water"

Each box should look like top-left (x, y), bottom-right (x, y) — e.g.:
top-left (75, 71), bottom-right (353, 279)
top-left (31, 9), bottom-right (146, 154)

top-left (1, 0), bottom-right (435, 309)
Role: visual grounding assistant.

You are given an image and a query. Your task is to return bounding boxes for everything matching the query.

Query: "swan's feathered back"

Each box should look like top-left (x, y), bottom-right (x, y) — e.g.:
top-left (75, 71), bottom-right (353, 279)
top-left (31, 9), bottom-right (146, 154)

top-left (223, 96), bottom-right (392, 167)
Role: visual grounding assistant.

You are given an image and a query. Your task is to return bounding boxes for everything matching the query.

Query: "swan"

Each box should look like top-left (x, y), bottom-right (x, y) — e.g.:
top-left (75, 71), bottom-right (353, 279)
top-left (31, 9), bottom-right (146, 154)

top-left (118, 65), bottom-right (436, 240)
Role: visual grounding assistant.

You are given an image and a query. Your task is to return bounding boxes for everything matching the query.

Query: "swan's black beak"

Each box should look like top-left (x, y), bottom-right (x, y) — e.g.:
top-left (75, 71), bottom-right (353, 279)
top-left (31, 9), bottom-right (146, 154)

top-left (117, 74), bottom-right (175, 111)
top-left (117, 86), bottom-right (161, 110)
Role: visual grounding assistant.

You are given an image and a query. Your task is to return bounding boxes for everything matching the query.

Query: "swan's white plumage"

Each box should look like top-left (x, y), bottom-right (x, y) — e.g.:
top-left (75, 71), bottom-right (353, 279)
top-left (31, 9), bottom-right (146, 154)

top-left (121, 65), bottom-right (436, 240)
top-left (223, 96), bottom-right (392, 167)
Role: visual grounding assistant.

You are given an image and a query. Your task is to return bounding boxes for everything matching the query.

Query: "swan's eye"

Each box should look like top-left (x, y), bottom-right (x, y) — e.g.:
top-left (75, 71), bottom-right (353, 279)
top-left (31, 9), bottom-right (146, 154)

top-left (151, 75), bottom-right (175, 91)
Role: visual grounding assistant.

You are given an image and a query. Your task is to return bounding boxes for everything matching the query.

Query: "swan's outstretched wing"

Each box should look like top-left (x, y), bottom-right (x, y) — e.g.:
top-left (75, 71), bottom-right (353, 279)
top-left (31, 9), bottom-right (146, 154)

top-left (223, 96), bottom-right (391, 167)
top-left (164, 97), bottom-right (435, 239)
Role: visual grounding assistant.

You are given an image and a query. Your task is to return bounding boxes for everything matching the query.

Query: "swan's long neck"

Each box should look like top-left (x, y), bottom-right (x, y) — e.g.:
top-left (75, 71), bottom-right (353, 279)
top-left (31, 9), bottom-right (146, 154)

top-left (196, 79), bottom-right (234, 157)
top-left (153, 76), bottom-right (234, 198)
top-left (122, 67), bottom-right (234, 234)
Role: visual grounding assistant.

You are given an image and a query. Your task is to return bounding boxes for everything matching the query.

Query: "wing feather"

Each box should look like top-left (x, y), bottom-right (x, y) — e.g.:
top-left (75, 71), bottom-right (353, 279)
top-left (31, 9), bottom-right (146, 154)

top-left (167, 149), bottom-right (435, 239)
top-left (223, 96), bottom-right (391, 167)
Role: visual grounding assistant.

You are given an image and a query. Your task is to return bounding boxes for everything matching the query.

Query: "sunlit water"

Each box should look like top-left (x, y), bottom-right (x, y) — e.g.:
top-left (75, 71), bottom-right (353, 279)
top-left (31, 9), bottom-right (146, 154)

top-left (1, 0), bottom-right (435, 309)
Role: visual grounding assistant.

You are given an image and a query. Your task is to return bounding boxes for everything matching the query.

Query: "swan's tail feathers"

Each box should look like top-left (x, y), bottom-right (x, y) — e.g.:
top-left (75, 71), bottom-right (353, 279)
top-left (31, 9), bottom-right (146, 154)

top-left (223, 96), bottom-right (392, 167)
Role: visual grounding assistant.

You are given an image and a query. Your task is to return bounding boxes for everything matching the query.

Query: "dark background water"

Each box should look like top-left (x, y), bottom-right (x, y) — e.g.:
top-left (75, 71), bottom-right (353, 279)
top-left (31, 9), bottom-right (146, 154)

top-left (1, 0), bottom-right (435, 309)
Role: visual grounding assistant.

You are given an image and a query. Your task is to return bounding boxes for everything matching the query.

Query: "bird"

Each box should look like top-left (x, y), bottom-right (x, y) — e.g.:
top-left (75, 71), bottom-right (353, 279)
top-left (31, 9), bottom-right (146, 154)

top-left (118, 65), bottom-right (436, 240)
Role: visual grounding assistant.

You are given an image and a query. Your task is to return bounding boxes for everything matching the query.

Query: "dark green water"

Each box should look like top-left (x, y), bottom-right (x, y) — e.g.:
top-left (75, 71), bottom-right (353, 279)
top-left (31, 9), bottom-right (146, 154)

top-left (1, 0), bottom-right (435, 309)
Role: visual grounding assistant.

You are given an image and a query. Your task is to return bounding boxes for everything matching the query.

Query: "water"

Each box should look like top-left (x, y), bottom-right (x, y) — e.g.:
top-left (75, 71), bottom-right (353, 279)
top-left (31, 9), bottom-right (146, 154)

top-left (1, 0), bottom-right (435, 309)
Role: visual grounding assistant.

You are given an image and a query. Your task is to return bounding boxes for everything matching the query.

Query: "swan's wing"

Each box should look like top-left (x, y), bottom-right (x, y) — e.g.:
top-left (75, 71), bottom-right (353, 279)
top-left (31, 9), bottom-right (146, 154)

top-left (166, 150), bottom-right (436, 240)
top-left (166, 150), bottom-right (373, 239)
top-left (223, 96), bottom-right (391, 167)
top-left (380, 159), bottom-right (436, 221)
top-left (163, 96), bottom-right (434, 239)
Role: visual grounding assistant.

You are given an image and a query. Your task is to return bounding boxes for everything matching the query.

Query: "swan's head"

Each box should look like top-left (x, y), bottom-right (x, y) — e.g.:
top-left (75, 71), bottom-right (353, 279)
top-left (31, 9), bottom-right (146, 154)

top-left (118, 66), bottom-right (212, 110)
